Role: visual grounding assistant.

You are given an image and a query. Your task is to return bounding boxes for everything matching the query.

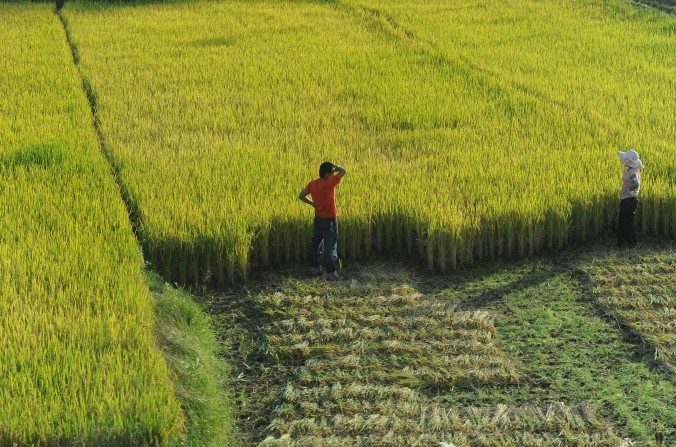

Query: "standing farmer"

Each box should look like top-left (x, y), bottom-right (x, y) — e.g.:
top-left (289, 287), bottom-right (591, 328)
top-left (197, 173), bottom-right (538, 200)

top-left (617, 149), bottom-right (643, 249)
top-left (298, 162), bottom-right (347, 280)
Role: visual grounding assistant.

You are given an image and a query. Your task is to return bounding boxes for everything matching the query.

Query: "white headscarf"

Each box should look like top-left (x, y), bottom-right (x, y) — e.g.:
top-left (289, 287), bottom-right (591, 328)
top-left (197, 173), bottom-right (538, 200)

top-left (618, 149), bottom-right (644, 170)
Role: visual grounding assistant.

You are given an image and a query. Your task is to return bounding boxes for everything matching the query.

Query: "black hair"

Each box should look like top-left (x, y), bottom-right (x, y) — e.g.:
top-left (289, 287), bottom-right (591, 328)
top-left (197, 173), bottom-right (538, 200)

top-left (319, 162), bottom-right (335, 178)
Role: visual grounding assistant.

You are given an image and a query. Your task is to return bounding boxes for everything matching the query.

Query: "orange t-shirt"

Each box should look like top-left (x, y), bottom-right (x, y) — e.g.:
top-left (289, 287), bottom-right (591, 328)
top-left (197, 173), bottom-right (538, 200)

top-left (307, 175), bottom-right (341, 218)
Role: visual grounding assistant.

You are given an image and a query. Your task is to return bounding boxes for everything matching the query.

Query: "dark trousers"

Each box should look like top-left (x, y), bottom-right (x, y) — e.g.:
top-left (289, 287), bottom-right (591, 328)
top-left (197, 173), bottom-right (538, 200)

top-left (310, 217), bottom-right (338, 273)
top-left (617, 197), bottom-right (638, 248)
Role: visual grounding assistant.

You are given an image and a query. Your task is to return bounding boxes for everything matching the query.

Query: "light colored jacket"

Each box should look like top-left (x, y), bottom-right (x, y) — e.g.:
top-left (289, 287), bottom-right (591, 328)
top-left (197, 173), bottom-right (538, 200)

top-left (620, 167), bottom-right (640, 200)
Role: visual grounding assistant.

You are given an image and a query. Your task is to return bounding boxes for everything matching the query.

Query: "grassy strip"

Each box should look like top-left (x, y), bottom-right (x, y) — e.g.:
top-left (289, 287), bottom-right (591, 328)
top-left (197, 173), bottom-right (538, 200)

top-left (147, 271), bottom-right (237, 447)
top-left (0, 4), bottom-right (180, 444)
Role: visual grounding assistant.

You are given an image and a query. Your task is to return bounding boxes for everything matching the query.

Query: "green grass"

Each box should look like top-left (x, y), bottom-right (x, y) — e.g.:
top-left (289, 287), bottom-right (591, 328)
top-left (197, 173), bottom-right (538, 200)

top-left (148, 272), bottom-right (237, 447)
top-left (433, 260), bottom-right (674, 442)
top-left (579, 247), bottom-right (675, 373)
top-left (0, 4), bottom-right (181, 445)
top-left (215, 242), bottom-right (674, 445)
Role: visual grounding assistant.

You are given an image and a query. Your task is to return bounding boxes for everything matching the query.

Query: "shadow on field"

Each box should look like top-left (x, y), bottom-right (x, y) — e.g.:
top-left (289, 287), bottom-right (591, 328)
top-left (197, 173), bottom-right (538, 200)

top-left (201, 240), bottom-right (675, 444)
top-left (0, 143), bottom-right (66, 171)
top-left (629, 0), bottom-right (675, 14)
top-left (191, 36), bottom-right (235, 48)
top-left (451, 267), bottom-right (560, 311)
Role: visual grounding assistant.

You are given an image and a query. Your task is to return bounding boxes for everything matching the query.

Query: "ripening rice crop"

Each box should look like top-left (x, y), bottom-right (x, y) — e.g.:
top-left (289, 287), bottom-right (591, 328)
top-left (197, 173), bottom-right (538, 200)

top-left (582, 249), bottom-right (675, 373)
top-left (354, 0), bottom-right (676, 157)
top-left (350, 0), bottom-right (676, 235)
top-left (63, 0), bottom-right (676, 283)
top-left (0, 5), bottom-right (181, 444)
top-left (255, 289), bottom-right (619, 446)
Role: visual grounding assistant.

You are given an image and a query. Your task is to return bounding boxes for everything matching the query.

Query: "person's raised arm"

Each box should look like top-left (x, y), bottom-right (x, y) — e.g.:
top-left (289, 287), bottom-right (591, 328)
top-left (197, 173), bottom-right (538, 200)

top-left (333, 164), bottom-right (347, 178)
top-left (298, 186), bottom-right (314, 207)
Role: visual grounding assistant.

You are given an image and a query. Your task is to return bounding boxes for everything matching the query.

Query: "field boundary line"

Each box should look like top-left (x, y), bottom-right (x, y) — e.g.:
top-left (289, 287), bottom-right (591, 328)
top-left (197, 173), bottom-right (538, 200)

top-left (54, 2), bottom-right (144, 244)
top-left (629, 0), bottom-right (675, 14)
top-left (340, 1), bottom-right (672, 153)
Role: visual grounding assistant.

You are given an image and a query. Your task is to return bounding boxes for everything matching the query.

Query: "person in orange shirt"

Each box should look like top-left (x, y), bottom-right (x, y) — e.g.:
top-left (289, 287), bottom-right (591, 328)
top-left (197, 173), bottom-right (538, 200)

top-left (298, 162), bottom-right (347, 280)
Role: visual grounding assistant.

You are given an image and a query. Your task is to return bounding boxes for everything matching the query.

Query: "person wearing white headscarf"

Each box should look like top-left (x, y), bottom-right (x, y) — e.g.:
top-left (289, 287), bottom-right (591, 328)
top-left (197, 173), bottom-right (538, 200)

top-left (617, 149), bottom-right (643, 249)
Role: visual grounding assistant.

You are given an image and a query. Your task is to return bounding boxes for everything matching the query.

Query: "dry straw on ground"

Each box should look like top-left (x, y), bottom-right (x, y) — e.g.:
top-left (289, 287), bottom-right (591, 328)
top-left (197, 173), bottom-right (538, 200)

top-left (256, 288), bottom-right (619, 446)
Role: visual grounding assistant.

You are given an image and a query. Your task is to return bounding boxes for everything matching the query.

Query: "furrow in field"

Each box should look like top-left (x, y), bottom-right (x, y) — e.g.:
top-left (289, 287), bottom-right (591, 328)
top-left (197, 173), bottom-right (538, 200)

top-left (0, 4), bottom-right (181, 444)
top-left (55, 3), bottom-right (144, 244)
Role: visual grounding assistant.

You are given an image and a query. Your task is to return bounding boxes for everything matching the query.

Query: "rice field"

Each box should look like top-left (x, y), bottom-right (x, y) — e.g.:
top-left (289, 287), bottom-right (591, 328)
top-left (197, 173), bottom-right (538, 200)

top-left (63, 0), bottom-right (676, 284)
top-left (220, 268), bottom-right (635, 446)
top-left (353, 0), bottom-right (676, 166)
top-left (213, 246), bottom-right (676, 445)
top-left (0, 4), bottom-right (181, 444)
top-left (581, 248), bottom-right (675, 374)
top-left (3, 1), bottom-right (674, 445)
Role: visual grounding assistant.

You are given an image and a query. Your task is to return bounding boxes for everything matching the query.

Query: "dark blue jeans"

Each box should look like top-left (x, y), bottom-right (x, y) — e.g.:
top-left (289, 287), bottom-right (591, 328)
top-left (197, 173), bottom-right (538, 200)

top-left (310, 217), bottom-right (338, 273)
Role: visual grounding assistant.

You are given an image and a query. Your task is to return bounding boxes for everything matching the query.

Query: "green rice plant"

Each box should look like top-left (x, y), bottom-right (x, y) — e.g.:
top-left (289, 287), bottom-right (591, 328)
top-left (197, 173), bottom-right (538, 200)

top-left (62, 0), bottom-right (675, 283)
top-left (0, 4), bottom-right (181, 444)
